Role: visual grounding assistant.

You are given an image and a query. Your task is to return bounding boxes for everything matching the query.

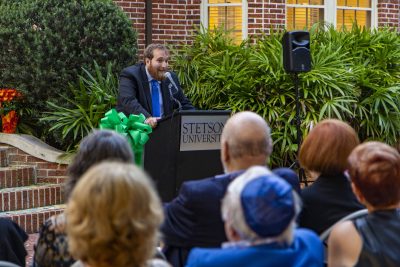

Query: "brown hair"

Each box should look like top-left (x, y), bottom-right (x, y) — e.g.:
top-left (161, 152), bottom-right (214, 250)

top-left (66, 162), bottom-right (163, 267)
top-left (143, 44), bottom-right (169, 60)
top-left (348, 141), bottom-right (400, 208)
top-left (65, 130), bottom-right (134, 199)
top-left (299, 119), bottom-right (359, 174)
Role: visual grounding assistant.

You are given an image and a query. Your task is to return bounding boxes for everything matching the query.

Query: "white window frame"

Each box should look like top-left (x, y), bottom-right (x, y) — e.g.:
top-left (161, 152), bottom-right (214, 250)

top-left (200, 0), bottom-right (248, 40)
top-left (286, 1), bottom-right (377, 29)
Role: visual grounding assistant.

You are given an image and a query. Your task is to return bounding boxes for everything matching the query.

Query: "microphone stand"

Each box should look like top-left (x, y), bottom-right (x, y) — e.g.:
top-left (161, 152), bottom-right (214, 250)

top-left (165, 72), bottom-right (182, 112)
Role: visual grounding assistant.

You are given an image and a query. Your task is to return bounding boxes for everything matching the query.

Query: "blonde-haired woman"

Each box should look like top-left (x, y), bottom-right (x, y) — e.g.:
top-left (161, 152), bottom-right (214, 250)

top-left (66, 162), bottom-right (169, 267)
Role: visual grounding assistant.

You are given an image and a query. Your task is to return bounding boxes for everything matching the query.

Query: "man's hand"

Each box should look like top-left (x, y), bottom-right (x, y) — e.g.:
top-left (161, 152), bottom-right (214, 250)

top-left (145, 117), bottom-right (158, 128)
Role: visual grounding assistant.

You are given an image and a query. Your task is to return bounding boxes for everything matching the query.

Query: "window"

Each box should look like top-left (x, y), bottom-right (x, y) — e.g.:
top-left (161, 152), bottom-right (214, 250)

top-left (286, 0), bottom-right (376, 30)
top-left (201, 0), bottom-right (248, 43)
top-left (336, 0), bottom-right (372, 29)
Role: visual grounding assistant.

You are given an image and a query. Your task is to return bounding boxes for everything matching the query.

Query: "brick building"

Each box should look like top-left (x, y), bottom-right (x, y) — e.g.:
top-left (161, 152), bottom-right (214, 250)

top-left (114, 0), bottom-right (400, 54)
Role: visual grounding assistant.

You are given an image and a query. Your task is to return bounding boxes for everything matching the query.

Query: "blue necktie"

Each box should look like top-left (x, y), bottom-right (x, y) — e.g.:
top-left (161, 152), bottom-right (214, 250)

top-left (151, 80), bottom-right (161, 117)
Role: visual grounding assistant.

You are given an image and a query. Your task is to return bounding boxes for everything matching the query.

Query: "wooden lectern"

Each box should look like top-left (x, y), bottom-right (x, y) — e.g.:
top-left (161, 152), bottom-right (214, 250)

top-left (144, 110), bottom-right (230, 202)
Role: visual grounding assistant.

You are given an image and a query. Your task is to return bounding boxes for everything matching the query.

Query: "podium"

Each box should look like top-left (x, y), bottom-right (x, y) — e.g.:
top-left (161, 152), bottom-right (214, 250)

top-left (144, 110), bottom-right (231, 202)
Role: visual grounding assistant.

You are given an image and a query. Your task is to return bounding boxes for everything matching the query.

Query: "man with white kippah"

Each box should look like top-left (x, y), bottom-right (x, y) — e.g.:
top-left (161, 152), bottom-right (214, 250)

top-left (186, 166), bottom-right (323, 267)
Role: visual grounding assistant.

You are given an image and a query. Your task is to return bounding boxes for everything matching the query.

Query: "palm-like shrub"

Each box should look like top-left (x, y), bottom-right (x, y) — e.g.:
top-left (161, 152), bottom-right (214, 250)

top-left (173, 27), bottom-right (256, 109)
top-left (172, 25), bottom-right (400, 167)
top-left (41, 62), bottom-right (118, 151)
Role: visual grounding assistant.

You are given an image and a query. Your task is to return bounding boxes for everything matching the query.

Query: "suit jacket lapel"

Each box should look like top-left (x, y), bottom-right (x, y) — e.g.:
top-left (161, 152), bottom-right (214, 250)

top-left (140, 64), bottom-right (152, 113)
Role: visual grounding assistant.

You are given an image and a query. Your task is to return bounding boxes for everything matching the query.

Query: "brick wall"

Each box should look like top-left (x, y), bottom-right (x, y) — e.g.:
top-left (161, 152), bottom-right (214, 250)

top-left (248, 0), bottom-right (285, 38)
top-left (114, 0), bottom-right (146, 54)
top-left (377, 0), bottom-right (400, 29)
top-left (114, 0), bottom-right (200, 57)
top-left (151, 0), bottom-right (200, 46)
top-left (115, 0), bottom-right (400, 55)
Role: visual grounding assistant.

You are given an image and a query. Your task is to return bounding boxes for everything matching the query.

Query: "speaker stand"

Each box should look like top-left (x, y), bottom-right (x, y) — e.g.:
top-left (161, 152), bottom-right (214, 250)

top-left (289, 72), bottom-right (307, 186)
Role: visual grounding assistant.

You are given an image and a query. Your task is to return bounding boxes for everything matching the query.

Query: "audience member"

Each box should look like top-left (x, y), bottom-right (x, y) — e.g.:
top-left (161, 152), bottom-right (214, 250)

top-left (66, 162), bottom-right (168, 267)
top-left (186, 166), bottom-right (324, 267)
top-left (33, 130), bottom-right (134, 267)
top-left (298, 119), bottom-right (364, 234)
top-left (0, 218), bottom-right (28, 266)
top-left (161, 111), bottom-right (297, 267)
top-left (328, 141), bottom-right (400, 267)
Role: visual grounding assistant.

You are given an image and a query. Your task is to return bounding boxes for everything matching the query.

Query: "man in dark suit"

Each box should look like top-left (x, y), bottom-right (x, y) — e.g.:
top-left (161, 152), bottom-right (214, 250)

top-left (161, 111), bottom-right (283, 267)
top-left (116, 44), bottom-right (194, 128)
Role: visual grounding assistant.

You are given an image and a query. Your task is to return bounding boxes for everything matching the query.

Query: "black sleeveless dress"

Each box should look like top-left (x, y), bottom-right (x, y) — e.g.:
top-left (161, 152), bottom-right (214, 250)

top-left (353, 209), bottom-right (400, 267)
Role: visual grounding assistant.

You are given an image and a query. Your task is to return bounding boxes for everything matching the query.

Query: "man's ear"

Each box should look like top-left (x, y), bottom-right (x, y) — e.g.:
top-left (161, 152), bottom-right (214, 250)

top-left (225, 222), bottom-right (241, 242)
top-left (221, 141), bottom-right (229, 164)
top-left (145, 58), bottom-right (151, 66)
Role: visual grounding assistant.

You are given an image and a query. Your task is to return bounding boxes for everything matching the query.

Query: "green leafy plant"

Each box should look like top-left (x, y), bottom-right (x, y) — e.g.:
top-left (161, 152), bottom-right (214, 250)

top-left (172, 24), bottom-right (400, 167)
top-left (40, 62), bottom-right (118, 151)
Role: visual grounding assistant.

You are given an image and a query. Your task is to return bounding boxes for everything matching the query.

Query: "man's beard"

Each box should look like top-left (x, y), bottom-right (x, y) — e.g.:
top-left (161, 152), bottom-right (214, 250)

top-left (148, 64), bottom-right (166, 81)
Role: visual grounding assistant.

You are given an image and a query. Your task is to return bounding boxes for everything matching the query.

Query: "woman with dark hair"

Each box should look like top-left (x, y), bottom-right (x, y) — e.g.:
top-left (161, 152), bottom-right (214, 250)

top-left (298, 119), bottom-right (364, 234)
top-left (328, 141), bottom-right (400, 267)
top-left (33, 130), bottom-right (134, 267)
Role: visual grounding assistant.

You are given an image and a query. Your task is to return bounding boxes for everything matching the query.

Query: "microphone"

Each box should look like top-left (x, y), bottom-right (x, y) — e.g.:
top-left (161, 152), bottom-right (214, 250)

top-left (164, 72), bottom-right (182, 110)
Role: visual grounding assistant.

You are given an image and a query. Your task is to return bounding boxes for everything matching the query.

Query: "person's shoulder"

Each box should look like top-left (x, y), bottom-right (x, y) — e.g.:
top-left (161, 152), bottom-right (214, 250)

top-left (34, 213), bottom-right (75, 267)
top-left (292, 229), bottom-right (324, 266)
top-left (121, 63), bottom-right (144, 75)
top-left (42, 213), bottom-right (66, 234)
top-left (187, 247), bottom-right (227, 267)
top-left (169, 70), bottom-right (179, 78)
top-left (189, 247), bottom-right (224, 256)
top-left (183, 174), bottom-right (228, 186)
top-left (176, 175), bottom-right (230, 205)
top-left (327, 220), bottom-right (362, 266)
top-left (294, 228), bottom-right (324, 252)
top-left (329, 220), bottom-right (358, 242)
top-left (295, 228), bottom-right (321, 241)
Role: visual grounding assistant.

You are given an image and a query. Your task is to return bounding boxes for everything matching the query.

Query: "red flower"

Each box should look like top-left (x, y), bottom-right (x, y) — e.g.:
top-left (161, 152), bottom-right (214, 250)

top-left (0, 88), bottom-right (22, 133)
top-left (2, 110), bottom-right (18, 133)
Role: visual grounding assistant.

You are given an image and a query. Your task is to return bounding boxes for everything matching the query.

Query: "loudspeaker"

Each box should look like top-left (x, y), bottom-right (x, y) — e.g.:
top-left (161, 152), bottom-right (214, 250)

top-left (282, 31), bottom-right (311, 73)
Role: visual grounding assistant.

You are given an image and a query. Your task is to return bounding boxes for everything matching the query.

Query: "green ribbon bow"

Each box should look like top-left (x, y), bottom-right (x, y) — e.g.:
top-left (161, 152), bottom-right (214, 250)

top-left (99, 109), bottom-right (152, 166)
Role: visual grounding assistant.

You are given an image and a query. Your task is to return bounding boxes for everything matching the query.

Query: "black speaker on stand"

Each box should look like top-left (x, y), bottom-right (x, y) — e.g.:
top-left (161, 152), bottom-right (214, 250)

top-left (282, 31), bottom-right (311, 186)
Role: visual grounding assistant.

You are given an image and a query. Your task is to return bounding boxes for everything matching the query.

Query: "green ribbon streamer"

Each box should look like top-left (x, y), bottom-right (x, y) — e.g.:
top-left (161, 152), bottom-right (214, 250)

top-left (99, 109), bottom-right (152, 166)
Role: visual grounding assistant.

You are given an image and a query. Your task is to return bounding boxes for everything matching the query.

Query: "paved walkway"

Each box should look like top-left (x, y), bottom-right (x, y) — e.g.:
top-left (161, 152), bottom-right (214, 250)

top-left (26, 233), bottom-right (38, 267)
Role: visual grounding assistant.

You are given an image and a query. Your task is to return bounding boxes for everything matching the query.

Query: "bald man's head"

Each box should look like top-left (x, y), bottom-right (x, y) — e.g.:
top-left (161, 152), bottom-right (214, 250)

top-left (221, 112), bottom-right (272, 172)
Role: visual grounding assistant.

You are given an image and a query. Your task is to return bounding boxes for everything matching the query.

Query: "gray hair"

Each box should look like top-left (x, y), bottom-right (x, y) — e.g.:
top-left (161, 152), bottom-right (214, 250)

top-left (222, 166), bottom-right (302, 244)
top-left (221, 111), bottom-right (273, 160)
